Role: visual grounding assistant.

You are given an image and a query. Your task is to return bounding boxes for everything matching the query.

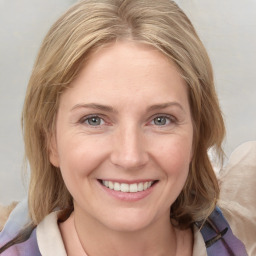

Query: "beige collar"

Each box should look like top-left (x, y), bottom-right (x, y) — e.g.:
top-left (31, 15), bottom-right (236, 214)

top-left (37, 211), bottom-right (206, 256)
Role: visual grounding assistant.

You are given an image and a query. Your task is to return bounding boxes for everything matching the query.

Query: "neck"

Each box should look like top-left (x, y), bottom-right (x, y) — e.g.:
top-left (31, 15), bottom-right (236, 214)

top-left (72, 208), bottom-right (187, 256)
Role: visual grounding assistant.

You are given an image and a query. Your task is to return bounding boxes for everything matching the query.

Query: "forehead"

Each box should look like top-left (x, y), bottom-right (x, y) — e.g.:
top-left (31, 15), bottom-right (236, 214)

top-left (60, 41), bottom-right (189, 110)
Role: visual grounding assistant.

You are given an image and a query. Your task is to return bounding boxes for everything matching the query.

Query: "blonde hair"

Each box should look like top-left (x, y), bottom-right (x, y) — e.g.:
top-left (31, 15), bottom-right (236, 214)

top-left (23, 0), bottom-right (225, 228)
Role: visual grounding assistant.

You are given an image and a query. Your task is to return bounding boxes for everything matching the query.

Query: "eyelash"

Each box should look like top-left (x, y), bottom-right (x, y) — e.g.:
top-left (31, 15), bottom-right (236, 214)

top-left (80, 115), bottom-right (107, 127)
top-left (149, 114), bottom-right (177, 127)
top-left (79, 114), bottom-right (177, 127)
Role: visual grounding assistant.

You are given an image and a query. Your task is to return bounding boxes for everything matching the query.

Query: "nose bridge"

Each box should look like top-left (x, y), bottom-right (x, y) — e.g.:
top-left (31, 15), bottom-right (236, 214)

top-left (110, 122), bottom-right (148, 169)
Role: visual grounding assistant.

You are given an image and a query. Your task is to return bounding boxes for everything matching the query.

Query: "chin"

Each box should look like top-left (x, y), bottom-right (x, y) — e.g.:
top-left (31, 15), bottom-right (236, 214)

top-left (102, 209), bottom-right (157, 233)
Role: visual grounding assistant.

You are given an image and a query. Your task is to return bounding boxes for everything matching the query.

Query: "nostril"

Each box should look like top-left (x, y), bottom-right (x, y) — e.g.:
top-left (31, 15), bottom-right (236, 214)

top-left (110, 151), bottom-right (149, 170)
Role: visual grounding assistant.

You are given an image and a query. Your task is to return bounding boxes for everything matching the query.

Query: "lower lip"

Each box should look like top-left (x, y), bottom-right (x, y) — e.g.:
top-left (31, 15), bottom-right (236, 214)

top-left (98, 181), bottom-right (156, 201)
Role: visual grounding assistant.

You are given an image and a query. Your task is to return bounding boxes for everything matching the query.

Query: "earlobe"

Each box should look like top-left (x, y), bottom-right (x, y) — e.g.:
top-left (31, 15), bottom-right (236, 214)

top-left (49, 135), bottom-right (60, 168)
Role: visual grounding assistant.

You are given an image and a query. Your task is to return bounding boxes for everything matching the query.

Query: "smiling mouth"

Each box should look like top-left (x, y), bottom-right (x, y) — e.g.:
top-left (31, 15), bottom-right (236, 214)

top-left (99, 180), bottom-right (158, 193)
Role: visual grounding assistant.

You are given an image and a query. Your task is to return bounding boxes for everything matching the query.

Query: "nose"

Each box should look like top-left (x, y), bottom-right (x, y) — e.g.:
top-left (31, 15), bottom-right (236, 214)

top-left (110, 124), bottom-right (149, 170)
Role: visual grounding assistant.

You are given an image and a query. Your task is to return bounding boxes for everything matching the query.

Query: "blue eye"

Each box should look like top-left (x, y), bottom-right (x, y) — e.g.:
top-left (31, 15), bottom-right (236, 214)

top-left (85, 116), bottom-right (104, 126)
top-left (153, 116), bottom-right (171, 126)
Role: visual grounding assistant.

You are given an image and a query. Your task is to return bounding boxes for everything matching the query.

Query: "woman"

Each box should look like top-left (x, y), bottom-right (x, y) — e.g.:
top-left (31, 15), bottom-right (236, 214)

top-left (0, 0), bottom-right (253, 255)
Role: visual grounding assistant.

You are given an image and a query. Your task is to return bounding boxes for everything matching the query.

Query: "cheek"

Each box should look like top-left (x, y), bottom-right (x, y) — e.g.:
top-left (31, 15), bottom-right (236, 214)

top-left (56, 140), bottom-right (105, 204)
top-left (56, 136), bottom-right (106, 183)
top-left (146, 135), bottom-right (193, 214)
top-left (152, 135), bottom-right (193, 201)
top-left (155, 136), bottom-right (193, 172)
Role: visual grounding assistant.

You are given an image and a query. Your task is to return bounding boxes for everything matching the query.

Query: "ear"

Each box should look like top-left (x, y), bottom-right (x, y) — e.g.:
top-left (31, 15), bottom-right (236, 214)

top-left (49, 134), bottom-right (60, 168)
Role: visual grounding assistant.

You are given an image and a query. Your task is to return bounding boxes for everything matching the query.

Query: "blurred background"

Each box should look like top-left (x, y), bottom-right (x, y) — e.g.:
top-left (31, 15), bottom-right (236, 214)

top-left (0, 0), bottom-right (255, 205)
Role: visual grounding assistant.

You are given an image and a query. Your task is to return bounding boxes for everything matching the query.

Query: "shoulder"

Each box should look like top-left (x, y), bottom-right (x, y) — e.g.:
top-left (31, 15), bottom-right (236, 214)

top-left (36, 211), bottom-right (67, 256)
top-left (0, 200), bottom-right (40, 255)
top-left (0, 228), bottom-right (41, 256)
top-left (218, 141), bottom-right (256, 256)
top-left (193, 142), bottom-right (256, 256)
top-left (0, 199), bottom-right (30, 248)
top-left (0, 207), bottom-right (66, 256)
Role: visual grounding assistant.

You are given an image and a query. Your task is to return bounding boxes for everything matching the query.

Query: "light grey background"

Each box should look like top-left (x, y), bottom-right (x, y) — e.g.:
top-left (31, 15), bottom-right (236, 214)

top-left (0, 0), bottom-right (255, 205)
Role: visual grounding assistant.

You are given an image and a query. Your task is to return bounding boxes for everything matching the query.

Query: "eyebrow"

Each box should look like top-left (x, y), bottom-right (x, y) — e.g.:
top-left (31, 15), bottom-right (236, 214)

top-left (71, 102), bottom-right (185, 113)
top-left (71, 103), bottom-right (116, 113)
top-left (147, 102), bottom-right (185, 112)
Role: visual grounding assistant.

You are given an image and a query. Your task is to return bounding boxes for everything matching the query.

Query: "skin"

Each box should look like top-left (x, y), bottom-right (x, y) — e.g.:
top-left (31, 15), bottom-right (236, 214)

top-left (50, 41), bottom-right (194, 256)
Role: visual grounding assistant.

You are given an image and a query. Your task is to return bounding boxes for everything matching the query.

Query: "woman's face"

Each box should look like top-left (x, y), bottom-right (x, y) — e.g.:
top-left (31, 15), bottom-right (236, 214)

top-left (50, 41), bottom-right (194, 232)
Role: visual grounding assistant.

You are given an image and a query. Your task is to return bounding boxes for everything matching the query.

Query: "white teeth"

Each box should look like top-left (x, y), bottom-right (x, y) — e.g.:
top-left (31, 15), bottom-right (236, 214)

top-left (109, 181), bottom-right (114, 189)
top-left (130, 183), bottom-right (138, 193)
top-left (138, 182), bottom-right (144, 192)
top-left (120, 183), bottom-right (129, 192)
top-left (101, 180), bottom-right (155, 193)
top-left (103, 180), bottom-right (109, 187)
top-left (114, 182), bottom-right (120, 191)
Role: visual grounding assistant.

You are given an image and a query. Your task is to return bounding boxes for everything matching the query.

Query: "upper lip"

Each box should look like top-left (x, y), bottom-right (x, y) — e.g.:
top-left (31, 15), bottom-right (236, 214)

top-left (98, 179), bottom-right (158, 184)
